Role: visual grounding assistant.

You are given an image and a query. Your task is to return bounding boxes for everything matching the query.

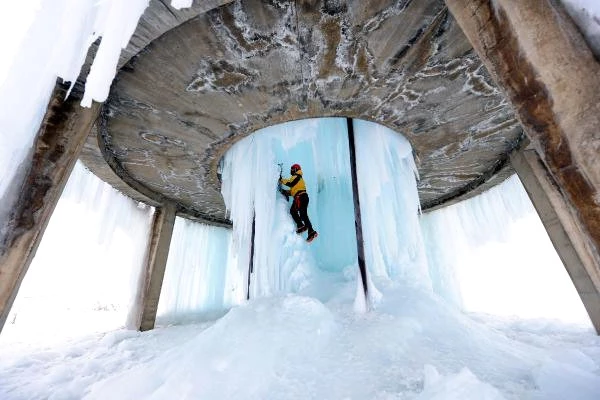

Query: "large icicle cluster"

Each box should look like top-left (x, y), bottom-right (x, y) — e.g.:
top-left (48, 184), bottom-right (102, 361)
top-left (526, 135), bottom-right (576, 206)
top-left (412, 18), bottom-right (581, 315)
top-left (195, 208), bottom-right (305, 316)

top-left (0, 0), bottom-right (188, 238)
top-left (354, 120), bottom-right (430, 291)
top-left (220, 118), bottom-right (357, 300)
top-left (156, 218), bottom-right (238, 325)
top-left (218, 118), bottom-right (438, 310)
top-left (2, 162), bottom-right (154, 343)
top-left (421, 175), bottom-right (590, 323)
top-left (419, 176), bottom-right (533, 309)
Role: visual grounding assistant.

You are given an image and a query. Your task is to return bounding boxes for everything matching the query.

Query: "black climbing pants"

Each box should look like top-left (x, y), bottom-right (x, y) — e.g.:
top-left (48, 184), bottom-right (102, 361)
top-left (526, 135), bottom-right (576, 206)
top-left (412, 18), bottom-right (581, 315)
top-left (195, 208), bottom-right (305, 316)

top-left (290, 192), bottom-right (314, 233)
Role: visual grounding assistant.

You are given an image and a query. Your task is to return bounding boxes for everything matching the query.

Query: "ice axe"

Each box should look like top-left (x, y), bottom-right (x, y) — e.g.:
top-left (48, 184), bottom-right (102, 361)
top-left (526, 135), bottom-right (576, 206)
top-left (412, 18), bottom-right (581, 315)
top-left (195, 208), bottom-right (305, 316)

top-left (277, 162), bottom-right (289, 201)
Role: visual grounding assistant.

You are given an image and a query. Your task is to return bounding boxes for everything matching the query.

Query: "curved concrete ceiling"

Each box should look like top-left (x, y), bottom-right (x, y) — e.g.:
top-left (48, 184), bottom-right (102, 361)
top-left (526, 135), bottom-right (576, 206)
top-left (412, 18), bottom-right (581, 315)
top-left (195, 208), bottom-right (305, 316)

top-left (82, 0), bottom-right (524, 224)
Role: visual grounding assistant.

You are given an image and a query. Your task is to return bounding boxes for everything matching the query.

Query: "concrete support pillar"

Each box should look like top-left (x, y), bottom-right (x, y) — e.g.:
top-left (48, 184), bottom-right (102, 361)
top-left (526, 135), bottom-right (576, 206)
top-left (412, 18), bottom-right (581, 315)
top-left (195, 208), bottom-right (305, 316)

top-left (446, 0), bottom-right (600, 330)
top-left (0, 83), bottom-right (101, 334)
top-left (511, 149), bottom-right (600, 333)
top-left (135, 203), bottom-right (176, 331)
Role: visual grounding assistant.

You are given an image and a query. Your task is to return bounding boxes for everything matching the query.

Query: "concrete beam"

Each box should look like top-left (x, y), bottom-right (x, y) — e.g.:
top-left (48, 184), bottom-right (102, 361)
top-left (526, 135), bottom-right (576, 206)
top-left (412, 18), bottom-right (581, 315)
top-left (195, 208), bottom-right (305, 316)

top-left (0, 83), bottom-right (101, 334)
top-left (511, 149), bottom-right (600, 333)
top-left (446, 0), bottom-right (600, 303)
top-left (135, 203), bottom-right (176, 331)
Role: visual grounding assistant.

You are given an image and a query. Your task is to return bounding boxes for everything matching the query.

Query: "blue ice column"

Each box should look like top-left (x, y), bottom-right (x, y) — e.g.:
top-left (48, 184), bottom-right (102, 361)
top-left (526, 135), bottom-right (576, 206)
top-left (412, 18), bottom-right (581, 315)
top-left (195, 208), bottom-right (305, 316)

top-left (353, 119), bottom-right (431, 290)
top-left (157, 117), bottom-right (359, 319)
top-left (247, 117), bottom-right (358, 297)
top-left (156, 218), bottom-right (237, 325)
top-left (269, 118), bottom-right (358, 272)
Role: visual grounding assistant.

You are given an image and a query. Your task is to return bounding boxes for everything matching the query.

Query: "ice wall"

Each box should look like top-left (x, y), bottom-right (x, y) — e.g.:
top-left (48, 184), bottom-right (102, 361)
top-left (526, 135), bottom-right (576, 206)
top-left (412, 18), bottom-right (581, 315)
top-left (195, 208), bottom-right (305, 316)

top-left (354, 120), bottom-right (431, 292)
top-left (156, 218), bottom-right (238, 325)
top-left (419, 175), bottom-right (530, 306)
top-left (219, 117), bottom-right (441, 310)
top-left (221, 118), bottom-right (357, 299)
top-left (420, 210), bottom-right (468, 308)
top-left (167, 118), bottom-right (571, 321)
top-left (2, 162), bottom-right (154, 343)
top-left (421, 175), bottom-right (590, 323)
top-left (420, 174), bottom-right (531, 302)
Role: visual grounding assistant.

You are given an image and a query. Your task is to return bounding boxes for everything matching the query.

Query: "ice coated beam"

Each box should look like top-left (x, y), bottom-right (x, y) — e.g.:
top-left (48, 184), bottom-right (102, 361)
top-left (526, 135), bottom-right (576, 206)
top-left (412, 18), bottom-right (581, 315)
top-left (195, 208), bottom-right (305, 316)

top-left (136, 203), bottom-right (176, 331)
top-left (347, 118), bottom-right (368, 300)
top-left (445, 0), bottom-right (600, 294)
top-left (246, 215), bottom-right (255, 300)
top-left (511, 149), bottom-right (600, 334)
top-left (0, 83), bottom-right (101, 334)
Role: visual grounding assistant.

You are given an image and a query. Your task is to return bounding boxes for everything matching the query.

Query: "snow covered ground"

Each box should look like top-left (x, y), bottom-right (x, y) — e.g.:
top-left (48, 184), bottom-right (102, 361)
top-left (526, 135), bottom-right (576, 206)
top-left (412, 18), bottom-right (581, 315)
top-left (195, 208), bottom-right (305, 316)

top-left (1, 280), bottom-right (599, 400)
top-left (1, 123), bottom-right (600, 400)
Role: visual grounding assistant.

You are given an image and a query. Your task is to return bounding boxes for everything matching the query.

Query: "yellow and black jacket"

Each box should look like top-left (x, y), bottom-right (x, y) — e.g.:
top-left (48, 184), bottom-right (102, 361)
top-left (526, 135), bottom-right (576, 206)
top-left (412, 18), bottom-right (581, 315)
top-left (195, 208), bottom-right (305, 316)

top-left (280, 169), bottom-right (306, 197)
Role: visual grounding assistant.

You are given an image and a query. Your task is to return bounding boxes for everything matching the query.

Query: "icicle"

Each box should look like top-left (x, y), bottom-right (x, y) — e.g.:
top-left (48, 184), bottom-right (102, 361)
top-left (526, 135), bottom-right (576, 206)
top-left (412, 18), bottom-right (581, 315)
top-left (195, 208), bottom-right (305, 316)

top-left (0, 0), bottom-right (151, 234)
top-left (81, 0), bottom-right (149, 106)
top-left (156, 218), bottom-right (237, 325)
top-left (221, 118), bottom-right (357, 298)
top-left (4, 161), bottom-right (154, 340)
top-left (353, 119), bottom-right (431, 290)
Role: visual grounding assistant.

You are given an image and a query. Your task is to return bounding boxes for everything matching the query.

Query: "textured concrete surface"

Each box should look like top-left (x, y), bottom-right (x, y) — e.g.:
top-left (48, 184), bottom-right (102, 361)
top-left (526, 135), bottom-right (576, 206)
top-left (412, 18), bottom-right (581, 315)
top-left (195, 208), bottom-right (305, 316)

top-left (82, 0), bottom-right (524, 224)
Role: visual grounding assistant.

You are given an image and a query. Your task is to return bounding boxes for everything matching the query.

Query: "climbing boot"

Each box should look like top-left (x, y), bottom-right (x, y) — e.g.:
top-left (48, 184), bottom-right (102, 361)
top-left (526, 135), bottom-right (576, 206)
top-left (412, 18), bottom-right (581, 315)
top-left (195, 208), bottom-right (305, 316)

top-left (296, 226), bottom-right (308, 234)
top-left (307, 231), bottom-right (318, 243)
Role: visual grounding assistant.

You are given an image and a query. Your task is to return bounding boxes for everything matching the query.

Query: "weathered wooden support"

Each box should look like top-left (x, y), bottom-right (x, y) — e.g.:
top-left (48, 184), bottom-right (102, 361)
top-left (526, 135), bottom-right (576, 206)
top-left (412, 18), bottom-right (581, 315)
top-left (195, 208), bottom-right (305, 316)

top-left (0, 82), bottom-right (101, 334)
top-left (511, 149), bottom-right (600, 333)
top-left (446, 0), bottom-right (600, 330)
top-left (347, 118), bottom-right (369, 300)
top-left (135, 203), bottom-right (176, 331)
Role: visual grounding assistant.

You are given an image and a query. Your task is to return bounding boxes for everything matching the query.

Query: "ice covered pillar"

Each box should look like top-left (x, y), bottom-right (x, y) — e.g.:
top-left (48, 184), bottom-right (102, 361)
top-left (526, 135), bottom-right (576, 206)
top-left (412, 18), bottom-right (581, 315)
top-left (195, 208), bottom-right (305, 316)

top-left (0, 82), bottom-right (101, 334)
top-left (447, 0), bottom-right (600, 331)
top-left (134, 203), bottom-right (176, 331)
top-left (347, 118), bottom-right (368, 300)
top-left (512, 149), bottom-right (600, 333)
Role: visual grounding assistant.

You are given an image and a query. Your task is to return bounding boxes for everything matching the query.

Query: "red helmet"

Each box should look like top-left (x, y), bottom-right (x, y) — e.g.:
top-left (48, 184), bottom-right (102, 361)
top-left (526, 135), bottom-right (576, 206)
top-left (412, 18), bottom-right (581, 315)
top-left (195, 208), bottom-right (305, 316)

top-left (290, 163), bottom-right (301, 174)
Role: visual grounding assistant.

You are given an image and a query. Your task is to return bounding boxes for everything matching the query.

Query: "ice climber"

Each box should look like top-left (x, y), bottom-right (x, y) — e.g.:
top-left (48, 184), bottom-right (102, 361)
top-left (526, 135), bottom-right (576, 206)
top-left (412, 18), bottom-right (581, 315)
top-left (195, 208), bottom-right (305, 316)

top-left (279, 163), bottom-right (318, 243)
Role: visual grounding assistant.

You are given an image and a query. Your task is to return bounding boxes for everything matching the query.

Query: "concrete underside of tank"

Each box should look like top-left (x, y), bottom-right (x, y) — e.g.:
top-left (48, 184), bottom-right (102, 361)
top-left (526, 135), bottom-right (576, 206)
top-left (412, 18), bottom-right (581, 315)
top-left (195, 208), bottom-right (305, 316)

top-left (80, 0), bottom-right (523, 224)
